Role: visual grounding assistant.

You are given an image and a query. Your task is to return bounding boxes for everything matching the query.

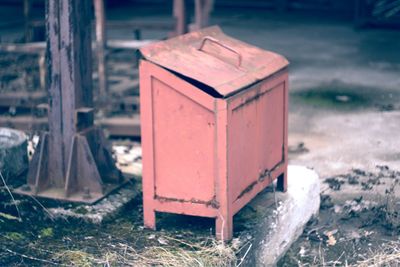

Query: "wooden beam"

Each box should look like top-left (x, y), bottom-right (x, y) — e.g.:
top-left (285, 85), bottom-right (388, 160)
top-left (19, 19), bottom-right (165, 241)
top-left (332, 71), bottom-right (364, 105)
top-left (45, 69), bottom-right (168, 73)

top-left (107, 39), bottom-right (154, 49)
top-left (0, 91), bottom-right (47, 108)
top-left (0, 42), bottom-right (46, 54)
top-left (0, 115), bottom-right (141, 138)
top-left (106, 20), bottom-right (174, 30)
top-left (0, 40), bottom-right (153, 54)
top-left (99, 116), bottom-right (141, 137)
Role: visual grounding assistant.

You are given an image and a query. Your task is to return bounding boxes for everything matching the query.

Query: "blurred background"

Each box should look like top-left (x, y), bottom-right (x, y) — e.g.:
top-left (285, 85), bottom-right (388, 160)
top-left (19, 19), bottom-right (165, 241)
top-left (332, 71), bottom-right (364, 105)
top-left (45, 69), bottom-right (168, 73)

top-left (0, 0), bottom-right (399, 175)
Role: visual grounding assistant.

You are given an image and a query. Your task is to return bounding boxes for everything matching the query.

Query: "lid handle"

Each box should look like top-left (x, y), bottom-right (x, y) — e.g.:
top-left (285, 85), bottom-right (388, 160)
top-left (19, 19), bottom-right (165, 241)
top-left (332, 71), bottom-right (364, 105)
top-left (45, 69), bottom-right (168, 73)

top-left (198, 36), bottom-right (242, 68)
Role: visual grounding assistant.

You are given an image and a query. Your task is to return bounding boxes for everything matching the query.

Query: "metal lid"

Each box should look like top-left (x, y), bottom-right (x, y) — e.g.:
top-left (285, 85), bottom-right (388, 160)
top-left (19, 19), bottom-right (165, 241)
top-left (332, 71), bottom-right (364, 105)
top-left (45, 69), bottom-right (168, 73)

top-left (140, 26), bottom-right (289, 97)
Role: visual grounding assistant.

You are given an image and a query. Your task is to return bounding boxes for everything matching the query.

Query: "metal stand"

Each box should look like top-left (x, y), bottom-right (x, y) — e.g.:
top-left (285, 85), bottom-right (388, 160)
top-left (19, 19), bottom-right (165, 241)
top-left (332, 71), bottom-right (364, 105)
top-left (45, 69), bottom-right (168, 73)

top-left (15, 0), bottom-right (124, 204)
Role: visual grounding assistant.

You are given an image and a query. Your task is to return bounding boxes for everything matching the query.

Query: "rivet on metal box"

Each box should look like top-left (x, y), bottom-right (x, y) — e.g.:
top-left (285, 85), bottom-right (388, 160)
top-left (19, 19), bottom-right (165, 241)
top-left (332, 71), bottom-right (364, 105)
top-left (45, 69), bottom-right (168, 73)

top-left (139, 26), bottom-right (289, 240)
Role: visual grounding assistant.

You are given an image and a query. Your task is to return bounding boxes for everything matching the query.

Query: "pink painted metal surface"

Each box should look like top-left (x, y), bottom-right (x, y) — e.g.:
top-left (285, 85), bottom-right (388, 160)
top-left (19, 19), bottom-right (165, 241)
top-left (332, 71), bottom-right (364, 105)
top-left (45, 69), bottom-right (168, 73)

top-left (140, 26), bottom-right (288, 97)
top-left (140, 26), bottom-right (289, 240)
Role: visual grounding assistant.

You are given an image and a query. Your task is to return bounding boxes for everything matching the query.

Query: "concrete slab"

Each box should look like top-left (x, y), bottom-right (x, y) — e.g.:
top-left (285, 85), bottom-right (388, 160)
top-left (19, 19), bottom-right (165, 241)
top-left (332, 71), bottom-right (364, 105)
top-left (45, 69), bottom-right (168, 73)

top-left (48, 182), bottom-right (140, 224)
top-left (239, 165), bottom-right (320, 266)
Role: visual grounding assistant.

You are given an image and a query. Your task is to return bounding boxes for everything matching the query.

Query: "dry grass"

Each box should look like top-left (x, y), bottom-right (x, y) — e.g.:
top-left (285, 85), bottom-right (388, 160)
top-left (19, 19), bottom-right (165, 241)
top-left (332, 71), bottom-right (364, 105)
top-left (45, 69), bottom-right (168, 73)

top-left (109, 237), bottom-right (241, 267)
top-left (383, 178), bottom-right (400, 231)
top-left (53, 250), bottom-right (94, 267)
top-left (53, 236), bottom-right (247, 267)
top-left (352, 241), bottom-right (400, 267)
top-left (120, 240), bottom-right (236, 266)
top-left (0, 170), bottom-right (21, 222)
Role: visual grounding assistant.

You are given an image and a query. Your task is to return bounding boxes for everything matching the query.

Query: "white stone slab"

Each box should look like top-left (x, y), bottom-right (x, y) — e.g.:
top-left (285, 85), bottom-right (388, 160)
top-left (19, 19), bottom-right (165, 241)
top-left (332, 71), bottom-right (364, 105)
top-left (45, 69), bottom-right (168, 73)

top-left (240, 165), bottom-right (320, 266)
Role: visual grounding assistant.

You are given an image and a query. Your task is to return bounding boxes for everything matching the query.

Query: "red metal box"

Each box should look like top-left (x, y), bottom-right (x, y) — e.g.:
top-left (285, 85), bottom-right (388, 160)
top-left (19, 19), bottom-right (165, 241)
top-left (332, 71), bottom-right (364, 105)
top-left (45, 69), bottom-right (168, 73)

top-left (139, 26), bottom-right (289, 240)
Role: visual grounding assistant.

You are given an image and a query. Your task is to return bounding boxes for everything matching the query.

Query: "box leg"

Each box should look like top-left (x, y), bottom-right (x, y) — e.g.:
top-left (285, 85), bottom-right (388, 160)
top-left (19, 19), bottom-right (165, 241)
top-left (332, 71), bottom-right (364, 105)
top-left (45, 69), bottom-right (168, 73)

top-left (144, 208), bottom-right (156, 230)
top-left (277, 172), bottom-right (287, 192)
top-left (216, 215), bottom-right (233, 241)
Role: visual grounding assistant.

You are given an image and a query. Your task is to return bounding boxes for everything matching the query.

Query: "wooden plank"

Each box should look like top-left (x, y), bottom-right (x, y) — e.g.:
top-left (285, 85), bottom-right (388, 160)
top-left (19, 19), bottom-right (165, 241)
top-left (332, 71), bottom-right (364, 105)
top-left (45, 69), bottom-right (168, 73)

top-left (107, 39), bottom-right (154, 49)
top-left (0, 40), bottom-right (153, 54)
top-left (0, 115), bottom-right (47, 131)
top-left (0, 90), bottom-right (140, 111)
top-left (172, 0), bottom-right (189, 36)
top-left (20, 19), bottom-right (175, 30)
top-left (110, 77), bottom-right (140, 96)
top-left (98, 116), bottom-right (141, 137)
top-left (0, 91), bottom-right (47, 107)
top-left (109, 96), bottom-right (140, 113)
top-left (189, 0), bottom-right (213, 31)
top-left (0, 115), bottom-right (141, 138)
top-left (0, 42), bottom-right (46, 54)
top-left (106, 20), bottom-right (174, 30)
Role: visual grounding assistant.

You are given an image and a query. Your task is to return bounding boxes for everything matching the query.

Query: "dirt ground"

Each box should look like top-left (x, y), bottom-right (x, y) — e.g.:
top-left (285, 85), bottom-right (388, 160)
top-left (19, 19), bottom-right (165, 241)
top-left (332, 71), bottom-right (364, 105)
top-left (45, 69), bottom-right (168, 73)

top-left (279, 166), bottom-right (400, 266)
top-left (1, 3), bottom-right (400, 266)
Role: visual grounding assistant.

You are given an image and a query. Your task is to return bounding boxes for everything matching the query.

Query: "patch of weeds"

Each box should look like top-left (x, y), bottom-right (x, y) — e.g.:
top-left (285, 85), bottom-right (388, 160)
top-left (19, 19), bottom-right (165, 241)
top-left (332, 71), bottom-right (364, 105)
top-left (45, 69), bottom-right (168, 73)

top-left (54, 250), bottom-right (95, 267)
top-left (341, 196), bottom-right (372, 220)
top-left (39, 227), bottom-right (53, 238)
top-left (382, 178), bottom-right (400, 232)
top-left (4, 232), bottom-right (24, 241)
top-left (347, 175), bottom-right (360, 185)
top-left (376, 103), bottom-right (395, 112)
top-left (358, 176), bottom-right (400, 232)
top-left (377, 165), bottom-right (390, 172)
top-left (361, 177), bottom-right (382, 191)
top-left (0, 211), bottom-right (19, 221)
top-left (352, 169), bottom-right (367, 176)
top-left (361, 181), bottom-right (374, 190)
top-left (376, 165), bottom-right (400, 179)
top-left (325, 177), bottom-right (345, 191)
top-left (320, 195), bottom-right (334, 210)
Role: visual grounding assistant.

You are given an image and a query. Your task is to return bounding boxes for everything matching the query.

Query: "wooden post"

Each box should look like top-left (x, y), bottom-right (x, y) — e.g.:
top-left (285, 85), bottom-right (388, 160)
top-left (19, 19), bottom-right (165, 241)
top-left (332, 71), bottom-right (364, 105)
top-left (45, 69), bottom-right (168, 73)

top-left (191, 0), bottom-right (213, 32)
top-left (38, 51), bottom-right (46, 96)
top-left (19, 0), bottom-right (124, 203)
top-left (57, 0), bottom-right (94, 175)
top-left (172, 0), bottom-right (189, 36)
top-left (194, 0), bottom-right (202, 31)
top-left (46, 0), bottom-right (64, 186)
top-left (94, 0), bottom-right (108, 98)
top-left (24, 0), bottom-right (32, 42)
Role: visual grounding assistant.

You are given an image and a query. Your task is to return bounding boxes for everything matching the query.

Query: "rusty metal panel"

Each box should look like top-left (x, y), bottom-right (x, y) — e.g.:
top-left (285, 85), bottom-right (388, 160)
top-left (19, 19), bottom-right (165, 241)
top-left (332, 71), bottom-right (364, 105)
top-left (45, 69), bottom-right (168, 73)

top-left (140, 26), bottom-right (288, 97)
top-left (228, 73), bottom-right (288, 212)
